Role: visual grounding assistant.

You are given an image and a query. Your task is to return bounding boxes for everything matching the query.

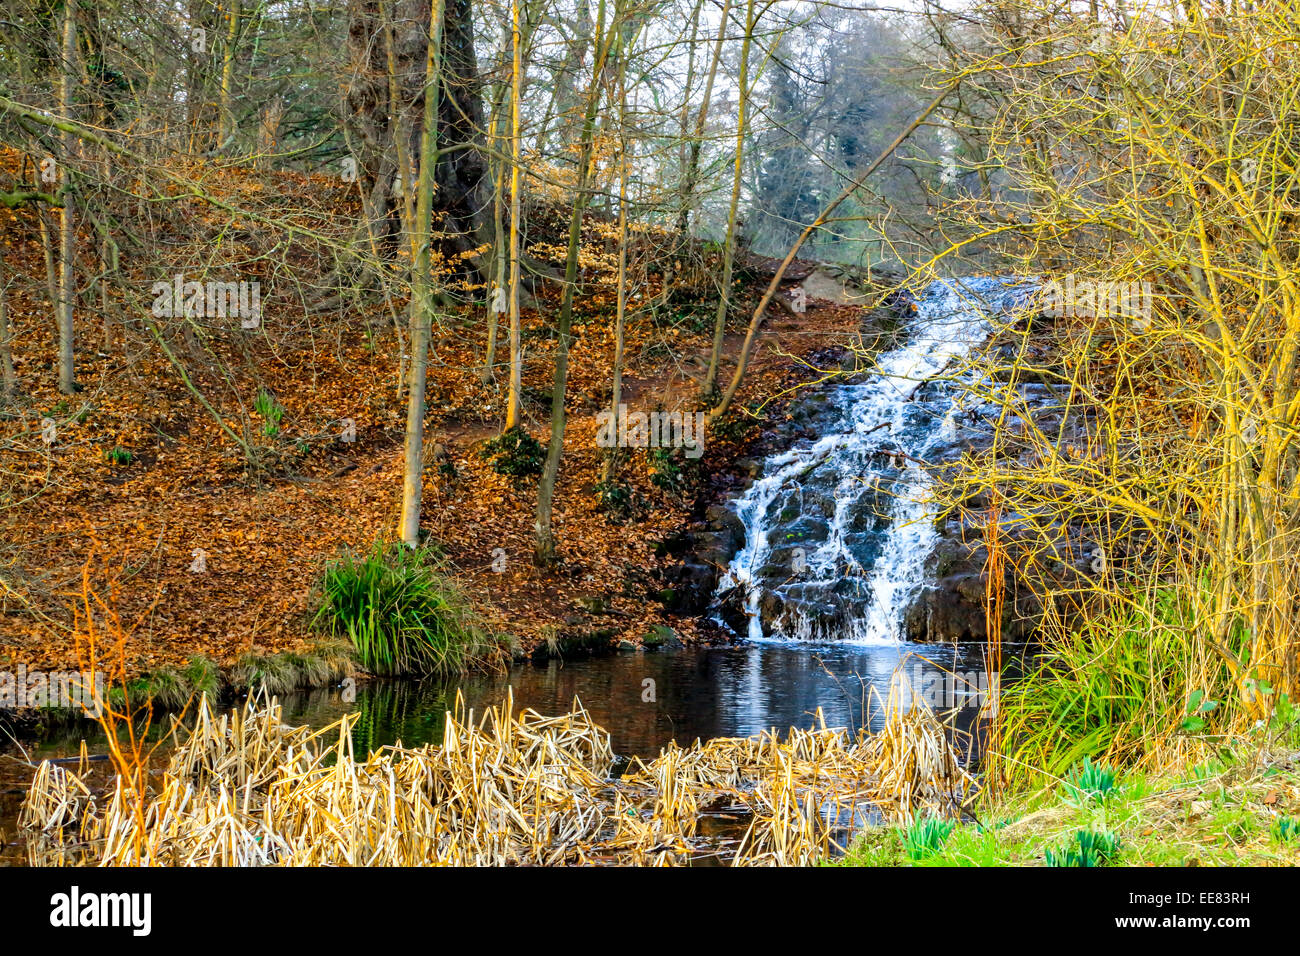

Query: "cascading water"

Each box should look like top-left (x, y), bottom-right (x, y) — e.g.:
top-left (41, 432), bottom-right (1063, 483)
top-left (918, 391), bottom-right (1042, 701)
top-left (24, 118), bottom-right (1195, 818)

top-left (713, 276), bottom-right (1031, 644)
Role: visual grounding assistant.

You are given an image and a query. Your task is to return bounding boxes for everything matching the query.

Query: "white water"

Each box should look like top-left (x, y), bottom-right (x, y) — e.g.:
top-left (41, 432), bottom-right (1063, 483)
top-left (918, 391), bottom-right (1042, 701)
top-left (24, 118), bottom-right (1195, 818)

top-left (715, 277), bottom-right (1030, 644)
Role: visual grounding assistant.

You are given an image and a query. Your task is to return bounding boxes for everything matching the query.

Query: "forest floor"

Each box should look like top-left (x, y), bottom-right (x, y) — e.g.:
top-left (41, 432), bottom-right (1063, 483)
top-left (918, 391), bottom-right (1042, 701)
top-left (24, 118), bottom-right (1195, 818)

top-left (0, 151), bottom-right (881, 683)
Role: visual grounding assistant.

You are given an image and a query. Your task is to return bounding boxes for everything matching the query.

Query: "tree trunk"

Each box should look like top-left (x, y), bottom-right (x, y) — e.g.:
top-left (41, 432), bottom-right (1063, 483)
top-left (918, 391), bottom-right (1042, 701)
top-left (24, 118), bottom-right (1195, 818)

top-left (347, 0), bottom-right (486, 280)
top-left (217, 0), bottom-right (241, 151)
top-left (602, 16), bottom-right (635, 483)
top-left (503, 0), bottom-right (524, 429)
top-left (56, 1), bottom-right (77, 395)
top-left (399, 0), bottom-right (445, 548)
top-left (0, 260), bottom-right (15, 397)
top-left (702, 0), bottom-right (754, 396)
top-left (534, 0), bottom-right (611, 565)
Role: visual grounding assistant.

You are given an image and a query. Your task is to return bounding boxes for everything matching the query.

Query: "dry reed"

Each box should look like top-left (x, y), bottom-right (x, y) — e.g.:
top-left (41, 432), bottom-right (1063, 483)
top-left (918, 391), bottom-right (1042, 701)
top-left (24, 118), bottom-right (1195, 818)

top-left (20, 673), bottom-right (973, 867)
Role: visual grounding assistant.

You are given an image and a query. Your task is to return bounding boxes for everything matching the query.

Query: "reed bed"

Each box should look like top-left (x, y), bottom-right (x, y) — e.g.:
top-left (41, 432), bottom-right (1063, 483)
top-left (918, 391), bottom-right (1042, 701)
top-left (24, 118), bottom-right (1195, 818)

top-left (20, 677), bottom-right (973, 867)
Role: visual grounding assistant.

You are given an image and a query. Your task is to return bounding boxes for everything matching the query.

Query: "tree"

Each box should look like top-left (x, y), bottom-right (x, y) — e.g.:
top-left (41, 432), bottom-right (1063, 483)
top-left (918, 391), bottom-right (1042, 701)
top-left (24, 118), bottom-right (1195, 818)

top-left (398, 0), bottom-right (445, 547)
top-left (533, 0), bottom-right (615, 566)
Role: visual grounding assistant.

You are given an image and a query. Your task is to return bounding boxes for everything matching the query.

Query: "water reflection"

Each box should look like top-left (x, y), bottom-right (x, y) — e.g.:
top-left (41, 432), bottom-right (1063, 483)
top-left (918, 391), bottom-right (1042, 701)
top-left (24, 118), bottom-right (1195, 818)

top-left (280, 642), bottom-right (991, 758)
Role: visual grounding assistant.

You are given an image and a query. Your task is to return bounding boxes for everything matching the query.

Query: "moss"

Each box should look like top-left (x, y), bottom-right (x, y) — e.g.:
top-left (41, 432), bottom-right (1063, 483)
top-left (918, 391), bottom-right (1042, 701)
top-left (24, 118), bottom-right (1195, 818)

top-left (106, 654), bottom-right (227, 710)
top-left (231, 639), bottom-right (355, 697)
top-left (95, 643), bottom-right (354, 713)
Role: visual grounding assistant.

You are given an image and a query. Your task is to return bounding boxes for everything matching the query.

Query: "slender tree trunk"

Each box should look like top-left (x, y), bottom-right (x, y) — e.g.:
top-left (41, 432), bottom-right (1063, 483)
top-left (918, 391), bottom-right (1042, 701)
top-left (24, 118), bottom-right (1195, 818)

top-left (0, 261), bottom-right (15, 397)
top-left (534, 0), bottom-right (610, 565)
top-left (503, 0), bottom-right (524, 429)
top-left (399, 0), bottom-right (445, 547)
top-left (483, 154), bottom-right (504, 381)
top-left (37, 206), bottom-right (58, 311)
top-left (380, 0), bottom-right (418, 264)
top-left (482, 21), bottom-right (511, 382)
top-left (676, 0), bottom-right (732, 240)
top-left (602, 21), bottom-right (634, 483)
top-left (56, 1), bottom-right (77, 395)
top-left (218, 0), bottom-right (241, 151)
top-left (702, 0), bottom-right (754, 396)
top-left (101, 237), bottom-right (118, 353)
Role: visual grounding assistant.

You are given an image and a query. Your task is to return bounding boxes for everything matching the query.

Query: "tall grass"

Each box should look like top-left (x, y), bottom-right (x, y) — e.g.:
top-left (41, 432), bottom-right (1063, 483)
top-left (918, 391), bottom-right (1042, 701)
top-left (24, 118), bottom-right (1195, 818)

top-left (312, 543), bottom-right (496, 678)
top-left (995, 588), bottom-right (1243, 786)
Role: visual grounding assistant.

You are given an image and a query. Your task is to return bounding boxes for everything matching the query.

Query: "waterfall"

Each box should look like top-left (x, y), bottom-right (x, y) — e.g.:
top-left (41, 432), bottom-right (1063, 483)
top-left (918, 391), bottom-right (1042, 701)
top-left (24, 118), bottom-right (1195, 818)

top-left (713, 276), bottom-right (1031, 644)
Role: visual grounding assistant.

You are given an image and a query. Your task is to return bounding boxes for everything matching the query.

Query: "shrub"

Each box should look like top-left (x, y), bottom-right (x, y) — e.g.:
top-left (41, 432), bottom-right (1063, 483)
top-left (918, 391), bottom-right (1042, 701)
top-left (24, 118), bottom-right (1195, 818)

top-left (312, 543), bottom-right (494, 677)
top-left (593, 477), bottom-right (640, 522)
top-left (481, 427), bottom-right (545, 484)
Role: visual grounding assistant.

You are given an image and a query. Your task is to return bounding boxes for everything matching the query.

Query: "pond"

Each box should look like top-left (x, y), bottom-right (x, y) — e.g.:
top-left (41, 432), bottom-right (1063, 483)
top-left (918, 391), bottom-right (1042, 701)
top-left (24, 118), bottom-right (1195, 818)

top-left (1, 640), bottom-right (996, 864)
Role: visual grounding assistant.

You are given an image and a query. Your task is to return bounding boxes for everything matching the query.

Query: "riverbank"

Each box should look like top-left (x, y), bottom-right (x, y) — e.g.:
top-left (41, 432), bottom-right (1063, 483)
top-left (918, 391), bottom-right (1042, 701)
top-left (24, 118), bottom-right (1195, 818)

top-left (840, 725), bottom-right (1300, 866)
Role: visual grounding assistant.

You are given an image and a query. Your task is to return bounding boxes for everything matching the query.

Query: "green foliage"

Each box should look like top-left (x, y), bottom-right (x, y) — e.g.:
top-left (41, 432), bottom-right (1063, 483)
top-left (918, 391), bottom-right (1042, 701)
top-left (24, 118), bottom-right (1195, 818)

top-left (1271, 816), bottom-right (1299, 843)
top-left (593, 476), bottom-right (641, 522)
top-left (481, 427), bottom-right (545, 484)
top-left (1264, 691), bottom-right (1299, 747)
top-left (312, 543), bottom-right (493, 678)
top-left (902, 816), bottom-right (956, 860)
top-left (1180, 689), bottom-right (1220, 733)
top-left (997, 587), bottom-right (1241, 783)
top-left (1063, 757), bottom-right (1119, 804)
top-left (647, 445), bottom-right (699, 496)
top-left (1045, 828), bottom-right (1119, 867)
top-left (104, 445), bottom-right (133, 465)
top-left (254, 388), bottom-right (283, 438)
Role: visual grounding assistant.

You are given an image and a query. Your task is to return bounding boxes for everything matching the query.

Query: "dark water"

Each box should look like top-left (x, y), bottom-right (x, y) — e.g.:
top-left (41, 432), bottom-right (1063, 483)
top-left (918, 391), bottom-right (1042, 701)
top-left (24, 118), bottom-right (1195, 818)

top-left (288, 641), bottom-right (990, 757)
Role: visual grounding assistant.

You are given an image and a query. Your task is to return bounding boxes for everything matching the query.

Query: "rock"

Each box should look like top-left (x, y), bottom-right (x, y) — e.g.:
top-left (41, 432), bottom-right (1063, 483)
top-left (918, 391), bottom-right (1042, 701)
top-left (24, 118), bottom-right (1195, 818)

top-left (641, 625), bottom-right (684, 649)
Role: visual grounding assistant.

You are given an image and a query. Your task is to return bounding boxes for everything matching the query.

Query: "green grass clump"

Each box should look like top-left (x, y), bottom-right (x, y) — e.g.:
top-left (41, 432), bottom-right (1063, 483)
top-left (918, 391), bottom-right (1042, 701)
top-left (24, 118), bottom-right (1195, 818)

top-left (903, 817), bottom-right (956, 860)
top-left (1045, 828), bottom-right (1119, 867)
top-left (1063, 757), bottom-right (1119, 804)
top-left (108, 654), bottom-right (225, 710)
top-left (995, 587), bottom-right (1243, 785)
top-left (254, 388), bottom-right (283, 438)
top-left (312, 543), bottom-right (495, 678)
top-left (1271, 816), bottom-right (1299, 844)
top-left (231, 639), bottom-right (355, 696)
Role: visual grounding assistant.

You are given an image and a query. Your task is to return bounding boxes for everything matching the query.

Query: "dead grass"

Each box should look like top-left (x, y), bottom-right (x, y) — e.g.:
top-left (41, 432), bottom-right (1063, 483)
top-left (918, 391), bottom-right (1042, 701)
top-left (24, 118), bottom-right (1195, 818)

top-left (19, 673), bottom-right (973, 866)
